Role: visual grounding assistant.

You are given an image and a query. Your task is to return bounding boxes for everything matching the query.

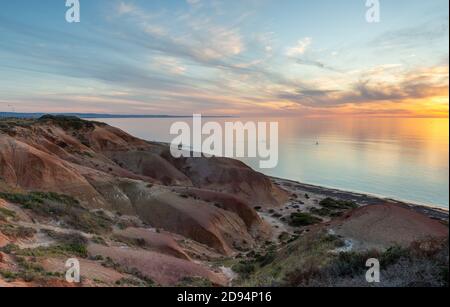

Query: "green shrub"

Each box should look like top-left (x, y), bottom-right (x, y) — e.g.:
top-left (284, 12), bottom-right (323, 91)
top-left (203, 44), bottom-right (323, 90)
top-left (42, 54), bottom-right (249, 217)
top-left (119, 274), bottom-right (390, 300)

top-left (329, 251), bottom-right (379, 277)
top-left (0, 256), bottom-right (55, 283)
top-left (18, 231), bottom-right (88, 258)
top-left (289, 213), bottom-right (322, 227)
top-left (232, 261), bottom-right (256, 277)
top-left (0, 225), bottom-right (36, 239)
top-left (334, 247), bottom-right (408, 276)
top-left (319, 198), bottom-right (358, 210)
top-left (321, 234), bottom-right (346, 247)
top-left (256, 246), bottom-right (277, 267)
top-left (0, 243), bottom-right (19, 254)
top-left (0, 207), bottom-right (16, 221)
top-left (310, 207), bottom-right (333, 217)
top-left (380, 246), bottom-right (410, 266)
top-left (0, 269), bottom-right (18, 281)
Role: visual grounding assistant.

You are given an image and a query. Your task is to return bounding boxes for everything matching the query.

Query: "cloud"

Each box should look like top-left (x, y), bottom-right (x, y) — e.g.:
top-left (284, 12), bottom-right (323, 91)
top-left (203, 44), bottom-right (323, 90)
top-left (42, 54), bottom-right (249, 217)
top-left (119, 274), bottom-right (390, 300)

top-left (286, 38), bottom-right (312, 57)
top-left (186, 0), bottom-right (201, 6)
top-left (153, 56), bottom-right (187, 75)
top-left (370, 18), bottom-right (449, 51)
top-left (113, 3), bottom-right (245, 63)
top-left (296, 58), bottom-right (342, 73)
top-left (117, 2), bottom-right (137, 15)
top-left (275, 65), bottom-right (449, 108)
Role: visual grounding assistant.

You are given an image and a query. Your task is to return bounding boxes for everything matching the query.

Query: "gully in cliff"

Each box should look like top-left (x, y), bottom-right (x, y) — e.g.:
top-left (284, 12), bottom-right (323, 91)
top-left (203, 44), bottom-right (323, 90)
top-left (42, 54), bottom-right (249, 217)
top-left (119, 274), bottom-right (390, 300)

top-left (170, 114), bottom-right (279, 169)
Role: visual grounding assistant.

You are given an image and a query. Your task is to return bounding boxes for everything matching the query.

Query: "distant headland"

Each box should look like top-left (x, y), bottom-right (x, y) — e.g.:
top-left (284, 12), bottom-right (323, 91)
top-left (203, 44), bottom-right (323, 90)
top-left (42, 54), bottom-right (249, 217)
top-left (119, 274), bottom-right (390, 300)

top-left (0, 112), bottom-right (235, 119)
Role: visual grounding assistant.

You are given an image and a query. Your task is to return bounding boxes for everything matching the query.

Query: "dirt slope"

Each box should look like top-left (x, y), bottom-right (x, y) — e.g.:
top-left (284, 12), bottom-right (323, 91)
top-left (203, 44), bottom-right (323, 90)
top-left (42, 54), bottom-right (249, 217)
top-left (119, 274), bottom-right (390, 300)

top-left (331, 203), bottom-right (449, 250)
top-left (0, 116), bottom-right (284, 256)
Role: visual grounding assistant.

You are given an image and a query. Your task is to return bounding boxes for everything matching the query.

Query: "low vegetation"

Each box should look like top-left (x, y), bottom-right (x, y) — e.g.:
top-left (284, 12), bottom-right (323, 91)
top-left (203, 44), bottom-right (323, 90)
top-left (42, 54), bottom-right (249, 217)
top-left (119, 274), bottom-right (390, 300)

top-left (0, 224), bottom-right (36, 239)
top-left (309, 198), bottom-right (359, 218)
top-left (101, 257), bottom-right (155, 287)
top-left (38, 115), bottom-right (97, 130)
top-left (176, 277), bottom-right (214, 287)
top-left (319, 198), bottom-right (358, 210)
top-left (289, 212), bottom-right (322, 227)
top-left (14, 231), bottom-right (89, 258)
top-left (236, 232), bottom-right (343, 286)
top-left (0, 192), bottom-right (114, 234)
top-left (0, 250), bottom-right (64, 283)
top-left (0, 118), bottom-right (35, 133)
top-left (235, 229), bottom-right (448, 288)
top-left (285, 238), bottom-right (449, 287)
top-left (232, 245), bottom-right (278, 279)
top-left (0, 254), bottom-right (65, 283)
top-left (0, 207), bottom-right (16, 221)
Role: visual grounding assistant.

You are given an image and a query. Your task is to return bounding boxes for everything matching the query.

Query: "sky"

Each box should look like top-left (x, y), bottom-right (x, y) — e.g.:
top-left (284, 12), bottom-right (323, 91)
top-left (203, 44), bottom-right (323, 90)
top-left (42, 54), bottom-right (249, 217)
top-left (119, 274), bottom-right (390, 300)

top-left (0, 0), bottom-right (448, 117)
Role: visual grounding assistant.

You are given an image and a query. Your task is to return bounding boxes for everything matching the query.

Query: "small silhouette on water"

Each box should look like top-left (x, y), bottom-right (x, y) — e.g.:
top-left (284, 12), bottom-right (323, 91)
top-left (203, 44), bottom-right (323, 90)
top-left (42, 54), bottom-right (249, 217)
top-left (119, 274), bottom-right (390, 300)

top-left (316, 141), bottom-right (319, 146)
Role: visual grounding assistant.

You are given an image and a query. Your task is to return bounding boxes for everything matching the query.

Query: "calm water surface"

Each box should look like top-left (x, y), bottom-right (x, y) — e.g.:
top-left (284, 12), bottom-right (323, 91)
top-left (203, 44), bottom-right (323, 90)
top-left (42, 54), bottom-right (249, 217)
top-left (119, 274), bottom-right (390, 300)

top-left (95, 117), bottom-right (449, 209)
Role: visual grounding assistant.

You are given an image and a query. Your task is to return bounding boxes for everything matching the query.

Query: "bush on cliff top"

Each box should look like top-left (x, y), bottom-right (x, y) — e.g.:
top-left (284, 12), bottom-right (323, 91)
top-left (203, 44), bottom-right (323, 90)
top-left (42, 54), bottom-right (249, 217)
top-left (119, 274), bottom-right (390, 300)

top-left (38, 115), bottom-right (105, 130)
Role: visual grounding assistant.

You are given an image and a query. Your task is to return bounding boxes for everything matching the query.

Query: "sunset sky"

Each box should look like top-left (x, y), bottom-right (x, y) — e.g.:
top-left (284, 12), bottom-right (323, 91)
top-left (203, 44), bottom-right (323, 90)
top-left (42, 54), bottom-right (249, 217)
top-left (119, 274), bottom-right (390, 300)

top-left (0, 0), bottom-right (448, 117)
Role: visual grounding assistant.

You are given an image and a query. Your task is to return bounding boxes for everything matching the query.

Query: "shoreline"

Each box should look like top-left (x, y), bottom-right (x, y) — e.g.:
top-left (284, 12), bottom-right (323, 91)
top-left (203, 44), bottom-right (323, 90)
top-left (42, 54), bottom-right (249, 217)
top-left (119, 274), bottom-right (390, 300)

top-left (150, 140), bottom-right (448, 217)
top-left (271, 176), bottom-right (449, 221)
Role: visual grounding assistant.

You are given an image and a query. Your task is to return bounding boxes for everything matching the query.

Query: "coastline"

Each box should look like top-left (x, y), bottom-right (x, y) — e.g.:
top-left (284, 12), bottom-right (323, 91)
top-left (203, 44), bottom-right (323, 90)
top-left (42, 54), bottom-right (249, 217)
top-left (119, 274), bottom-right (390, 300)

top-left (146, 140), bottom-right (449, 218)
top-left (271, 176), bottom-right (449, 221)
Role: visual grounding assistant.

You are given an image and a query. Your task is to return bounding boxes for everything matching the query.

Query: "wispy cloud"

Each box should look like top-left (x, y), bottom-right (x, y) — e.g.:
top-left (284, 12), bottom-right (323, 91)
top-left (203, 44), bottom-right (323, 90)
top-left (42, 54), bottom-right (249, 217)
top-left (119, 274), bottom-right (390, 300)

top-left (296, 58), bottom-right (342, 73)
top-left (286, 37), bottom-right (312, 57)
top-left (276, 65), bottom-right (449, 109)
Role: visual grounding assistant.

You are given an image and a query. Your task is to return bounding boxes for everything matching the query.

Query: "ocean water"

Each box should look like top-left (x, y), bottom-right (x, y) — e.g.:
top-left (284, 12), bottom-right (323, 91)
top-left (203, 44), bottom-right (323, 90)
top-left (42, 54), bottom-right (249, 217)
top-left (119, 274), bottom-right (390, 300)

top-left (94, 117), bottom-right (449, 209)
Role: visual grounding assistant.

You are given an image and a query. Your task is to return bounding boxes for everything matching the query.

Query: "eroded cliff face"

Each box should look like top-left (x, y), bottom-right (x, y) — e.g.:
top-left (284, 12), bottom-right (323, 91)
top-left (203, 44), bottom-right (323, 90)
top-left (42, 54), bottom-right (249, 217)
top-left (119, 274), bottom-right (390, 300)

top-left (0, 116), bottom-right (287, 256)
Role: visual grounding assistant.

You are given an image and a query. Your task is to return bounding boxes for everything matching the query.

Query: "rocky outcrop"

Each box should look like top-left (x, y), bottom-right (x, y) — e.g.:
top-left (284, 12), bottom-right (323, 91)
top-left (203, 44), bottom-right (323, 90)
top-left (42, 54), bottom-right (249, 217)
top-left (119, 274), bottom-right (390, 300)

top-left (163, 154), bottom-right (288, 207)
